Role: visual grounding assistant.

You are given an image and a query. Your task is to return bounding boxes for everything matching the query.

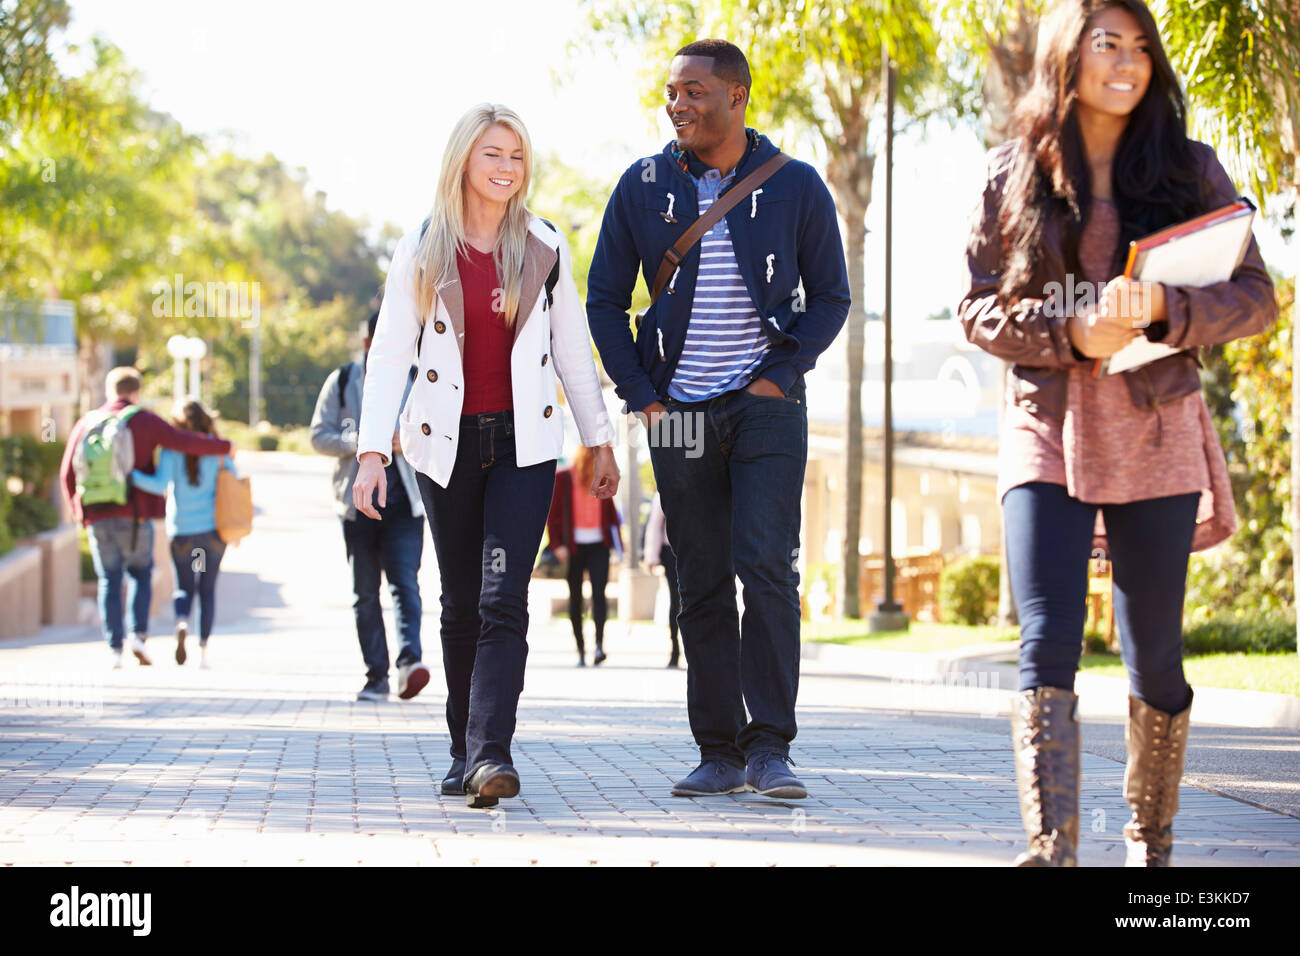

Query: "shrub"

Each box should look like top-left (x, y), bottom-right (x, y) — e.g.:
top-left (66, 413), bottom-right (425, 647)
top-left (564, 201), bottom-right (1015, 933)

top-left (7, 493), bottom-right (59, 540)
top-left (0, 483), bottom-right (13, 557)
top-left (258, 435), bottom-right (279, 451)
top-left (1183, 612), bottom-right (1296, 656)
top-left (939, 555), bottom-right (1000, 626)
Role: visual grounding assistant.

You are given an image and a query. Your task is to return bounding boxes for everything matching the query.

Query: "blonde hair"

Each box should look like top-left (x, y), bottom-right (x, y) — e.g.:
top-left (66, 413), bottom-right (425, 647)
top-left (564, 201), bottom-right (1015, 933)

top-left (414, 103), bottom-right (534, 326)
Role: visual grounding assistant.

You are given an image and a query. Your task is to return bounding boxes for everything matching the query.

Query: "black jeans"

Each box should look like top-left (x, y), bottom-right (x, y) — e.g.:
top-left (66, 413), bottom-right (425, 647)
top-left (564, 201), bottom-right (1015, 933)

top-left (648, 380), bottom-right (808, 766)
top-left (169, 530), bottom-right (227, 642)
top-left (417, 411), bottom-right (557, 776)
top-left (1002, 481), bottom-right (1199, 714)
top-left (566, 542), bottom-right (610, 652)
top-left (342, 465), bottom-right (424, 686)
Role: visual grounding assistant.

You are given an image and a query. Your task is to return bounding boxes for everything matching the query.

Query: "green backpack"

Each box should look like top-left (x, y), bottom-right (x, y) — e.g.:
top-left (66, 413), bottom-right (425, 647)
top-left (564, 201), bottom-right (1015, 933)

top-left (73, 405), bottom-right (141, 507)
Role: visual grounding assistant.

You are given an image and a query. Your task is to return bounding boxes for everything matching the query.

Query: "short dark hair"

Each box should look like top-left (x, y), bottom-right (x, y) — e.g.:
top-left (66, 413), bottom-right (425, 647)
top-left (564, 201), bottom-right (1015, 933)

top-left (366, 309), bottom-right (380, 340)
top-left (675, 38), bottom-right (751, 95)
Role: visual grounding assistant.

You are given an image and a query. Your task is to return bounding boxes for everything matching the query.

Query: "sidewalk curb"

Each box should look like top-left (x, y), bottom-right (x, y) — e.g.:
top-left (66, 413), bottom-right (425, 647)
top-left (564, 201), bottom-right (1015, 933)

top-left (801, 639), bottom-right (1300, 731)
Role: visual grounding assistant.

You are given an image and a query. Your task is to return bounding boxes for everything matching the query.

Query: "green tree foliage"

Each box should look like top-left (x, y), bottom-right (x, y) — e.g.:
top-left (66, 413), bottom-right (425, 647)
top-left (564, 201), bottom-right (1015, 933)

top-left (1, 2), bottom-right (390, 428)
top-left (1189, 278), bottom-right (1295, 620)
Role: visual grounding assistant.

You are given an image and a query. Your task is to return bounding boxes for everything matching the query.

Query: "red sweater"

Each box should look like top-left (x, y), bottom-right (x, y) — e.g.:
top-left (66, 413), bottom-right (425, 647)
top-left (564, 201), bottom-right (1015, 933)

top-left (458, 245), bottom-right (514, 414)
top-left (60, 398), bottom-right (233, 526)
top-left (546, 468), bottom-right (621, 552)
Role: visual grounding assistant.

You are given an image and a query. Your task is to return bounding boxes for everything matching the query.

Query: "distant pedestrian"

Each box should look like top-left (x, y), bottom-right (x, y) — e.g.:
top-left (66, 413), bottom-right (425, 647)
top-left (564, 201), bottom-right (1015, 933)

top-left (60, 367), bottom-right (234, 668)
top-left (642, 491), bottom-right (681, 668)
top-left (353, 103), bottom-right (618, 809)
top-left (959, 0), bottom-right (1276, 867)
top-left (546, 445), bottom-right (623, 667)
top-left (310, 309), bottom-right (430, 703)
top-left (129, 401), bottom-right (235, 669)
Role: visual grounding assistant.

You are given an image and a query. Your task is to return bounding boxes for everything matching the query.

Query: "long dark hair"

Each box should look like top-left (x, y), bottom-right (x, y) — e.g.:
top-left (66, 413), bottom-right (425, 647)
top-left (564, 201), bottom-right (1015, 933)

top-left (172, 401), bottom-right (219, 487)
top-left (998, 0), bottom-right (1205, 306)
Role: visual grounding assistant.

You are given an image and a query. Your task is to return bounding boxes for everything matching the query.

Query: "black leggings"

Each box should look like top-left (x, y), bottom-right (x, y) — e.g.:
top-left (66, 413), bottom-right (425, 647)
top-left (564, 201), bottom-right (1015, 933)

top-left (567, 542), bottom-right (610, 651)
top-left (1002, 482), bottom-right (1199, 714)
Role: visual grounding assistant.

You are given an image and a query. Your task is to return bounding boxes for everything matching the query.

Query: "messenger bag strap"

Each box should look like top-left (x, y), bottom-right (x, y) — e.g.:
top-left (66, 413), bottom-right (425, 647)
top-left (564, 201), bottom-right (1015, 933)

top-left (648, 152), bottom-right (791, 304)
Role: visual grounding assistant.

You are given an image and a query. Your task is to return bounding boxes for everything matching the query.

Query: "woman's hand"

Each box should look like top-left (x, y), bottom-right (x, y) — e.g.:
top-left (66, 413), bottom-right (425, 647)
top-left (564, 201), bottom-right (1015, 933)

top-left (590, 445), bottom-right (620, 499)
top-left (352, 452), bottom-right (387, 519)
top-left (553, 546), bottom-right (569, 564)
top-left (1100, 278), bottom-right (1167, 332)
top-left (1066, 302), bottom-right (1142, 358)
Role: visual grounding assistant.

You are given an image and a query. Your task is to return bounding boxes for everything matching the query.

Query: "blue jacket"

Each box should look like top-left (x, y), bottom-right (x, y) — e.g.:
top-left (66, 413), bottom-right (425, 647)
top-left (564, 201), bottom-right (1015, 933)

top-left (131, 449), bottom-right (236, 538)
top-left (586, 131), bottom-right (851, 413)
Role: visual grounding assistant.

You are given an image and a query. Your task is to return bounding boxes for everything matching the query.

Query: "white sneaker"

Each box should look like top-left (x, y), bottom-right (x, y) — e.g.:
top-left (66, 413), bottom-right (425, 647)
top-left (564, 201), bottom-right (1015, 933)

top-left (199, 649), bottom-right (210, 670)
top-left (128, 633), bottom-right (153, 666)
top-left (110, 648), bottom-right (123, 669)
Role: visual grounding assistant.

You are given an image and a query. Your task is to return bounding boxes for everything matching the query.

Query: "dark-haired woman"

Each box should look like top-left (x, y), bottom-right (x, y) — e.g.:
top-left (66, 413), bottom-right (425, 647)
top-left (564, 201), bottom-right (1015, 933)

top-left (131, 401), bottom-right (237, 669)
top-left (959, 0), bottom-right (1276, 867)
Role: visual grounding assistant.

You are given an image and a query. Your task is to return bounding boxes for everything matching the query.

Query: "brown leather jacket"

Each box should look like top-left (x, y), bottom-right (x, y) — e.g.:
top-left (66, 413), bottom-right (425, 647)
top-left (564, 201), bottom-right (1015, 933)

top-left (959, 140), bottom-right (1277, 420)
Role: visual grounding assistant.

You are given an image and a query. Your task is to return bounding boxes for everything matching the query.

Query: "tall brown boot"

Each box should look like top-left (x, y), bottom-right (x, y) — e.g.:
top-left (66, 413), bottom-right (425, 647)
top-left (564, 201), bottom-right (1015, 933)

top-left (1010, 687), bottom-right (1080, 867)
top-left (1122, 690), bottom-right (1192, 867)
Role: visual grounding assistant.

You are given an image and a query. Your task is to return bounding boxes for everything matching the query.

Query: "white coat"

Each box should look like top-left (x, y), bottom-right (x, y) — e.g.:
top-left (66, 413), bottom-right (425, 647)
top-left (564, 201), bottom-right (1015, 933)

top-left (357, 216), bottom-right (616, 486)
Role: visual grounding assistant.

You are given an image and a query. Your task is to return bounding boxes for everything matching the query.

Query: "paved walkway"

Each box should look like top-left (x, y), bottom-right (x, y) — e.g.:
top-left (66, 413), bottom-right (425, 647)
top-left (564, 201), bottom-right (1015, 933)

top-left (2, 451), bottom-right (1298, 866)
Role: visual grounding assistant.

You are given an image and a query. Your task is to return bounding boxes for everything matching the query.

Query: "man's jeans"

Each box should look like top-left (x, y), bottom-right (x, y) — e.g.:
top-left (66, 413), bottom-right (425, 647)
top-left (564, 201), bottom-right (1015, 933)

top-left (648, 380), bottom-right (808, 766)
top-left (87, 517), bottom-right (154, 651)
top-left (342, 465), bottom-right (424, 685)
top-left (417, 411), bottom-right (557, 777)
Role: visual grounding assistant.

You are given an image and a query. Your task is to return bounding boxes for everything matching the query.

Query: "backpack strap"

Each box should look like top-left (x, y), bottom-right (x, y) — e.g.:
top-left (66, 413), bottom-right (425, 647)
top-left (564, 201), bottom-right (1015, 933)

top-left (336, 363), bottom-right (353, 409)
top-left (539, 218), bottom-right (561, 310)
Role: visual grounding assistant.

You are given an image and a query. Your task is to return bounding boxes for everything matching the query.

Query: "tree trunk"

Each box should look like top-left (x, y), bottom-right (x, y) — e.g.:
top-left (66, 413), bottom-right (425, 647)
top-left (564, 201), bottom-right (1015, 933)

top-left (842, 221), bottom-right (867, 618)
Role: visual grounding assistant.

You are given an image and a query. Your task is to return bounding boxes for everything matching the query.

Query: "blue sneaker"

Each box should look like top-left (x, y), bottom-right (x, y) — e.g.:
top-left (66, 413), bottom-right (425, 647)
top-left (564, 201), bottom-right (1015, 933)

top-left (671, 760), bottom-right (747, 796)
top-left (746, 752), bottom-right (807, 799)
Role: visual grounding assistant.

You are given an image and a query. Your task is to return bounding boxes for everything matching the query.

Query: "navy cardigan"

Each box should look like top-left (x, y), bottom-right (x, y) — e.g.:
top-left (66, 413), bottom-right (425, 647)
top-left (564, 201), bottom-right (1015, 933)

top-left (586, 131), bottom-right (851, 413)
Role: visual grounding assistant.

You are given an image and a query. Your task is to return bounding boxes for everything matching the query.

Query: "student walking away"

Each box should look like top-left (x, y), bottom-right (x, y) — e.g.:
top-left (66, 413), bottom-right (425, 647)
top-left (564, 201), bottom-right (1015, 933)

top-left (310, 308), bottom-right (430, 703)
top-left (60, 367), bottom-right (235, 668)
top-left (353, 103), bottom-right (618, 809)
top-left (959, 0), bottom-right (1276, 867)
top-left (546, 445), bottom-right (623, 667)
top-left (586, 39), bottom-right (850, 799)
top-left (642, 491), bottom-right (681, 668)
top-left (129, 401), bottom-right (235, 669)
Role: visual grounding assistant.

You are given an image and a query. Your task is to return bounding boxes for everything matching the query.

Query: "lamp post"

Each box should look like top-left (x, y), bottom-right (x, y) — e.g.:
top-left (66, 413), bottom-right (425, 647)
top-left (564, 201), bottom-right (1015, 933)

top-left (868, 52), bottom-right (909, 633)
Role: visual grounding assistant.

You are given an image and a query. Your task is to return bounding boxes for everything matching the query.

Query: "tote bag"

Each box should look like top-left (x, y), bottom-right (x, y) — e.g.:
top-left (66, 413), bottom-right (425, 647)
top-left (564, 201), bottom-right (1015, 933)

top-left (215, 467), bottom-right (253, 545)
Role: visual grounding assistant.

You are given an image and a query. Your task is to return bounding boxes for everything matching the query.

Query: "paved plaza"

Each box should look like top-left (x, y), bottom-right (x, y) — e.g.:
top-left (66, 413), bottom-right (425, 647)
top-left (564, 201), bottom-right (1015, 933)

top-left (2, 452), bottom-right (1298, 866)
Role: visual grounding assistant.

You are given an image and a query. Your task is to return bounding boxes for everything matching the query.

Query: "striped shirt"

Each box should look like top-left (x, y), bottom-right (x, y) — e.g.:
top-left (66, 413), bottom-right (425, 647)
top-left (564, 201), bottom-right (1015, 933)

top-left (667, 167), bottom-right (770, 401)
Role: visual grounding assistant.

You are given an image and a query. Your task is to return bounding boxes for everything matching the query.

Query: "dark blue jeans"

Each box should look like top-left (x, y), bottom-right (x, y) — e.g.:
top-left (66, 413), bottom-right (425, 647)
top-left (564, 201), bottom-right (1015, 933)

top-left (649, 379), bottom-right (808, 766)
top-left (342, 466), bottom-right (424, 686)
top-left (86, 517), bottom-right (154, 650)
top-left (1002, 481), bottom-right (1199, 714)
top-left (417, 411), bottom-right (557, 776)
top-left (170, 530), bottom-right (227, 642)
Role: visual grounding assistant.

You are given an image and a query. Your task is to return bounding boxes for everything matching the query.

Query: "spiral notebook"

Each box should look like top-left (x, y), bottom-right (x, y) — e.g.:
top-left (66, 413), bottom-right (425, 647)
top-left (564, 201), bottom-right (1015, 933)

top-left (1093, 199), bottom-right (1256, 377)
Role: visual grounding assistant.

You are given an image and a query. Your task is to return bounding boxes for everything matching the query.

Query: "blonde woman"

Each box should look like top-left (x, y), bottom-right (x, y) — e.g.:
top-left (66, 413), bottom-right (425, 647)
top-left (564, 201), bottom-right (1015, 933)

top-left (354, 104), bottom-right (619, 808)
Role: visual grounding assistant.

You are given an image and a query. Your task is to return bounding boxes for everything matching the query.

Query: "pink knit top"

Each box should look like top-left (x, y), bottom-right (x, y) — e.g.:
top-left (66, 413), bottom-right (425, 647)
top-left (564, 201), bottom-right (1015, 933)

top-left (997, 198), bottom-right (1237, 554)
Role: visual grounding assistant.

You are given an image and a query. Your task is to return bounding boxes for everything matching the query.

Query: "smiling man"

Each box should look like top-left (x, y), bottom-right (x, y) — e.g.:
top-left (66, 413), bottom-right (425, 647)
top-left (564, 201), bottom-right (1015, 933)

top-left (586, 38), bottom-right (850, 798)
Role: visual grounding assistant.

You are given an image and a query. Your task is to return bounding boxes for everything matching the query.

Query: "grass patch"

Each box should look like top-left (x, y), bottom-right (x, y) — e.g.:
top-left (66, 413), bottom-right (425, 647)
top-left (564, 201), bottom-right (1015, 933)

top-left (802, 619), bottom-right (1019, 654)
top-left (1080, 651), bottom-right (1300, 697)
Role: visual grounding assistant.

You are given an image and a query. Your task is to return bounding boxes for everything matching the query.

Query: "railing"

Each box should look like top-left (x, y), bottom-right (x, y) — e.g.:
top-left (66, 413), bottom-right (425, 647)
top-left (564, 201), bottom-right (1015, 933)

top-left (859, 551), bottom-right (947, 622)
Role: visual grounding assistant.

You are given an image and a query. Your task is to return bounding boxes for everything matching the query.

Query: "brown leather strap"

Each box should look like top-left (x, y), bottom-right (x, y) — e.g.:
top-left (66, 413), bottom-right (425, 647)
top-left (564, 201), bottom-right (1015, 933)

top-left (648, 152), bottom-right (792, 304)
